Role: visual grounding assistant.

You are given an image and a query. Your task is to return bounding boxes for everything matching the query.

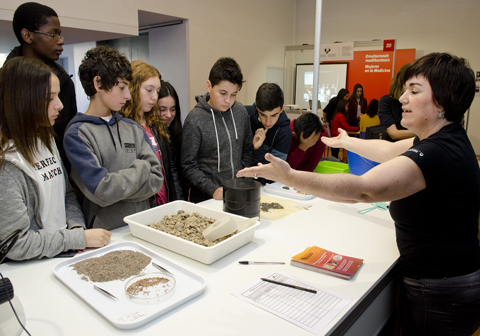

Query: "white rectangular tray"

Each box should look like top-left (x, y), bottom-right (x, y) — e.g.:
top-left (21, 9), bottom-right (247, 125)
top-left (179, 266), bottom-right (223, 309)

top-left (53, 241), bottom-right (206, 329)
top-left (264, 182), bottom-right (316, 200)
top-left (124, 200), bottom-right (261, 264)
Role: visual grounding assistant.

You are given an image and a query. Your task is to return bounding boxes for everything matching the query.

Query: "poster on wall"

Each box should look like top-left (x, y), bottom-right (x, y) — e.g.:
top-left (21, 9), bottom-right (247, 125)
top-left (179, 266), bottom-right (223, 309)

top-left (353, 51), bottom-right (395, 99)
top-left (322, 49), bottom-right (416, 102)
top-left (320, 42), bottom-right (354, 61)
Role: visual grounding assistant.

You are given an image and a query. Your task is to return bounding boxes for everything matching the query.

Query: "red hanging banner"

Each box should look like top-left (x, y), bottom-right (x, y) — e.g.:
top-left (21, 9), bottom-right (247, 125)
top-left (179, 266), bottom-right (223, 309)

top-left (383, 39), bottom-right (395, 51)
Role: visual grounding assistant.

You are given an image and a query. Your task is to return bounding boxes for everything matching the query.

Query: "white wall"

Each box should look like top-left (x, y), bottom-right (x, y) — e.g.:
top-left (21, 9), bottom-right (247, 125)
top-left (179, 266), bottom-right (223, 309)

top-left (149, 22), bottom-right (189, 123)
top-left (62, 42), bottom-right (96, 113)
top-left (0, 0), bottom-right (138, 35)
top-left (136, 0), bottom-right (296, 109)
top-left (294, 0), bottom-right (480, 153)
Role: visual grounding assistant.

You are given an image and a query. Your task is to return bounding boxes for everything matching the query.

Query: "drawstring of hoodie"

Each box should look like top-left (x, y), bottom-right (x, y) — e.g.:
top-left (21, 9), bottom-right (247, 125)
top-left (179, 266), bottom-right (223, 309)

top-left (100, 116), bottom-right (123, 151)
top-left (229, 107), bottom-right (238, 139)
top-left (114, 115), bottom-right (123, 148)
top-left (210, 108), bottom-right (221, 172)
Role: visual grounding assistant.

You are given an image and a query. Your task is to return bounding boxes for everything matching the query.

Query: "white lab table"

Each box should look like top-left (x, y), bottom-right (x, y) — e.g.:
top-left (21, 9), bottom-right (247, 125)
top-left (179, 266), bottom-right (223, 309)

top-left (0, 194), bottom-right (399, 336)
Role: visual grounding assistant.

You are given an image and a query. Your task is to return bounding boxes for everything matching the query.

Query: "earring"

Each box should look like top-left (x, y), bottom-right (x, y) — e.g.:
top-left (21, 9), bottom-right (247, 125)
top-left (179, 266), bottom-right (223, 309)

top-left (437, 110), bottom-right (444, 119)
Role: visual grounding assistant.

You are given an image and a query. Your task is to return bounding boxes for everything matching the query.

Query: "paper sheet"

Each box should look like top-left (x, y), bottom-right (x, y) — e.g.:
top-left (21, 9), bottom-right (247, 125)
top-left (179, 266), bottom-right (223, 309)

top-left (260, 195), bottom-right (303, 220)
top-left (232, 270), bottom-right (352, 334)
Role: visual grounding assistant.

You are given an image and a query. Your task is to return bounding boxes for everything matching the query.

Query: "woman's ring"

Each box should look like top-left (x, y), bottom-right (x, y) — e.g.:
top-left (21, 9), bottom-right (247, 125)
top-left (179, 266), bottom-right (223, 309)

top-left (254, 174), bottom-right (258, 179)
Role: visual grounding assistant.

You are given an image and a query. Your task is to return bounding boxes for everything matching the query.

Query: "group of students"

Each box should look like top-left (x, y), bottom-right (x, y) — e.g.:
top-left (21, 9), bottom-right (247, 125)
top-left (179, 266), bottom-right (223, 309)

top-left (0, 2), bottom-right (328, 261)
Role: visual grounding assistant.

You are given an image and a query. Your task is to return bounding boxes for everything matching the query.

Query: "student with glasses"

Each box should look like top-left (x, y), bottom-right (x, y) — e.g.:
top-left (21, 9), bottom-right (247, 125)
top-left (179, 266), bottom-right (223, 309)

top-left (29, 29), bottom-right (64, 41)
top-left (7, 2), bottom-right (78, 176)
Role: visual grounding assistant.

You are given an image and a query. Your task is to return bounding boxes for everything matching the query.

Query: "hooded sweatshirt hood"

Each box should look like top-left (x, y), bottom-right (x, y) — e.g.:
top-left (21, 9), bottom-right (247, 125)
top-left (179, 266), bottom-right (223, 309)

top-left (66, 111), bottom-right (128, 151)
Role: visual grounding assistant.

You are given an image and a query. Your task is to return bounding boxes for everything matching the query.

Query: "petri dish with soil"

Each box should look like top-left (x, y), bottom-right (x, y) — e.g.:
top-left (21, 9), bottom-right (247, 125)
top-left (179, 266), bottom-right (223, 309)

top-left (125, 272), bottom-right (176, 304)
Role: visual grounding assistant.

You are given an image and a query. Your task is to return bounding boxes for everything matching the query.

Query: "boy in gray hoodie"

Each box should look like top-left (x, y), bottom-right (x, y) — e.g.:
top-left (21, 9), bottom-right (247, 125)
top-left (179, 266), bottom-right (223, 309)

top-left (64, 46), bottom-right (163, 230)
top-left (182, 57), bottom-right (253, 203)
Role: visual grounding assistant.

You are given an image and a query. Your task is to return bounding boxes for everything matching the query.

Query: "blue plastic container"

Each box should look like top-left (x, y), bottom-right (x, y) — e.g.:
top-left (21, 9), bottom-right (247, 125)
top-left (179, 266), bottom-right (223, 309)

top-left (347, 150), bottom-right (380, 176)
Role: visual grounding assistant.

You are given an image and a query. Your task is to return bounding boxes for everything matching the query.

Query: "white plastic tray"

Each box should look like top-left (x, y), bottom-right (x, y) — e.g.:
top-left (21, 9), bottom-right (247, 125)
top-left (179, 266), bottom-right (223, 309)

top-left (53, 241), bottom-right (206, 329)
top-left (264, 182), bottom-right (316, 200)
top-left (124, 200), bottom-right (261, 264)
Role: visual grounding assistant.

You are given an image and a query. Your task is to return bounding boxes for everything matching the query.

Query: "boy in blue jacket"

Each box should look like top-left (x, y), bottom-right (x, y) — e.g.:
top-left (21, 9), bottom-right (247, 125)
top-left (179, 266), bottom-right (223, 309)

top-left (64, 46), bottom-right (163, 230)
top-left (245, 83), bottom-right (291, 184)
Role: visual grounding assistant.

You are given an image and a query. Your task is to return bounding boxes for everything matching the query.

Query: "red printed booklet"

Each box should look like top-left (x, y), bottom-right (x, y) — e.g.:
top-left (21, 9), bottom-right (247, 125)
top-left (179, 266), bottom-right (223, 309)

top-left (291, 246), bottom-right (364, 280)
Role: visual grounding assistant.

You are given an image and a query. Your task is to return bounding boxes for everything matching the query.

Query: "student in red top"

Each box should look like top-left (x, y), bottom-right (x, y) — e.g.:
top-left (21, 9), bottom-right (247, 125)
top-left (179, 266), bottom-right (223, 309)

top-left (287, 113), bottom-right (328, 172)
top-left (330, 100), bottom-right (359, 158)
top-left (347, 83), bottom-right (367, 126)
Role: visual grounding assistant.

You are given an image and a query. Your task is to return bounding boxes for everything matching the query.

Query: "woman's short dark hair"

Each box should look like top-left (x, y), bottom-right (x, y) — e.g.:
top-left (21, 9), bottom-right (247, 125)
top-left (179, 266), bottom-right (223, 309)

top-left (159, 80), bottom-right (183, 148)
top-left (0, 57), bottom-right (55, 167)
top-left (294, 112), bottom-right (324, 138)
top-left (403, 52), bottom-right (475, 123)
top-left (255, 83), bottom-right (284, 112)
top-left (365, 99), bottom-right (379, 118)
top-left (13, 2), bottom-right (57, 44)
top-left (79, 45), bottom-right (133, 98)
top-left (208, 57), bottom-right (245, 90)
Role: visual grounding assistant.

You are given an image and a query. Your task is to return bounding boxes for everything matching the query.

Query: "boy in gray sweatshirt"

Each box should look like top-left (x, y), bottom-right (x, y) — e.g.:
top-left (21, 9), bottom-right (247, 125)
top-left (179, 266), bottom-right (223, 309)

top-left (64, 46), bottom-right (163, 230)
top-left (182, 57), bottom-right (252, 203)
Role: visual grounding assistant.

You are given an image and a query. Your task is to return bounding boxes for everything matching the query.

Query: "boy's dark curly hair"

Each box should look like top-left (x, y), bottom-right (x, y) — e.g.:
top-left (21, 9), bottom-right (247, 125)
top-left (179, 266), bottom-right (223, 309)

top-left (78, 45), bottom-right (133, 97)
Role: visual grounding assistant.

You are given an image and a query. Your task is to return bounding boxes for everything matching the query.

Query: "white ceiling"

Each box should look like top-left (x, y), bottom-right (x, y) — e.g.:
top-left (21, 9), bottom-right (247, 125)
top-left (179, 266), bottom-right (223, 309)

top-left (0, 10), bottom-right (184, 54)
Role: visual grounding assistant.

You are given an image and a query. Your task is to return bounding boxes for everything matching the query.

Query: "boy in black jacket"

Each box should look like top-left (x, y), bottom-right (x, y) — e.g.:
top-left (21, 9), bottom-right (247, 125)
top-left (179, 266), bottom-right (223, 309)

top-left (245, 83), bottom-right (291, 184)
top-left (8, 2), bottom-right (77, 173)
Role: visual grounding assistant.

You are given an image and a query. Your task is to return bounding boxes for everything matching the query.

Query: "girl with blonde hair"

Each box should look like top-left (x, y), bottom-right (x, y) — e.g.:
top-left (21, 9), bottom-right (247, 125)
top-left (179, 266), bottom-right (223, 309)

top-left (120, 60), bottom-right (183, 203)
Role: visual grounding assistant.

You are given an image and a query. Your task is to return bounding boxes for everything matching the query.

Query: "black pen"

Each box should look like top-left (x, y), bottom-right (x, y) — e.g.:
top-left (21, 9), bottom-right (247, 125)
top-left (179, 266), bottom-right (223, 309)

top-left (239, 261), bottom-right (285, 265)
top-left (260, 278), bottom-right (317, 294)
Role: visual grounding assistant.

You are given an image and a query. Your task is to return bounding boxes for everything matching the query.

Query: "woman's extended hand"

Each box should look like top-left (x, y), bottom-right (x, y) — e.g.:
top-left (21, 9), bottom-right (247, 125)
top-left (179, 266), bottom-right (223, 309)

top-left (84, 229), bottom-right (111, 248)
top-left (236, 153), bottom-right (291, 184)
top-left (321, 128), bottom-right (349, 149)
